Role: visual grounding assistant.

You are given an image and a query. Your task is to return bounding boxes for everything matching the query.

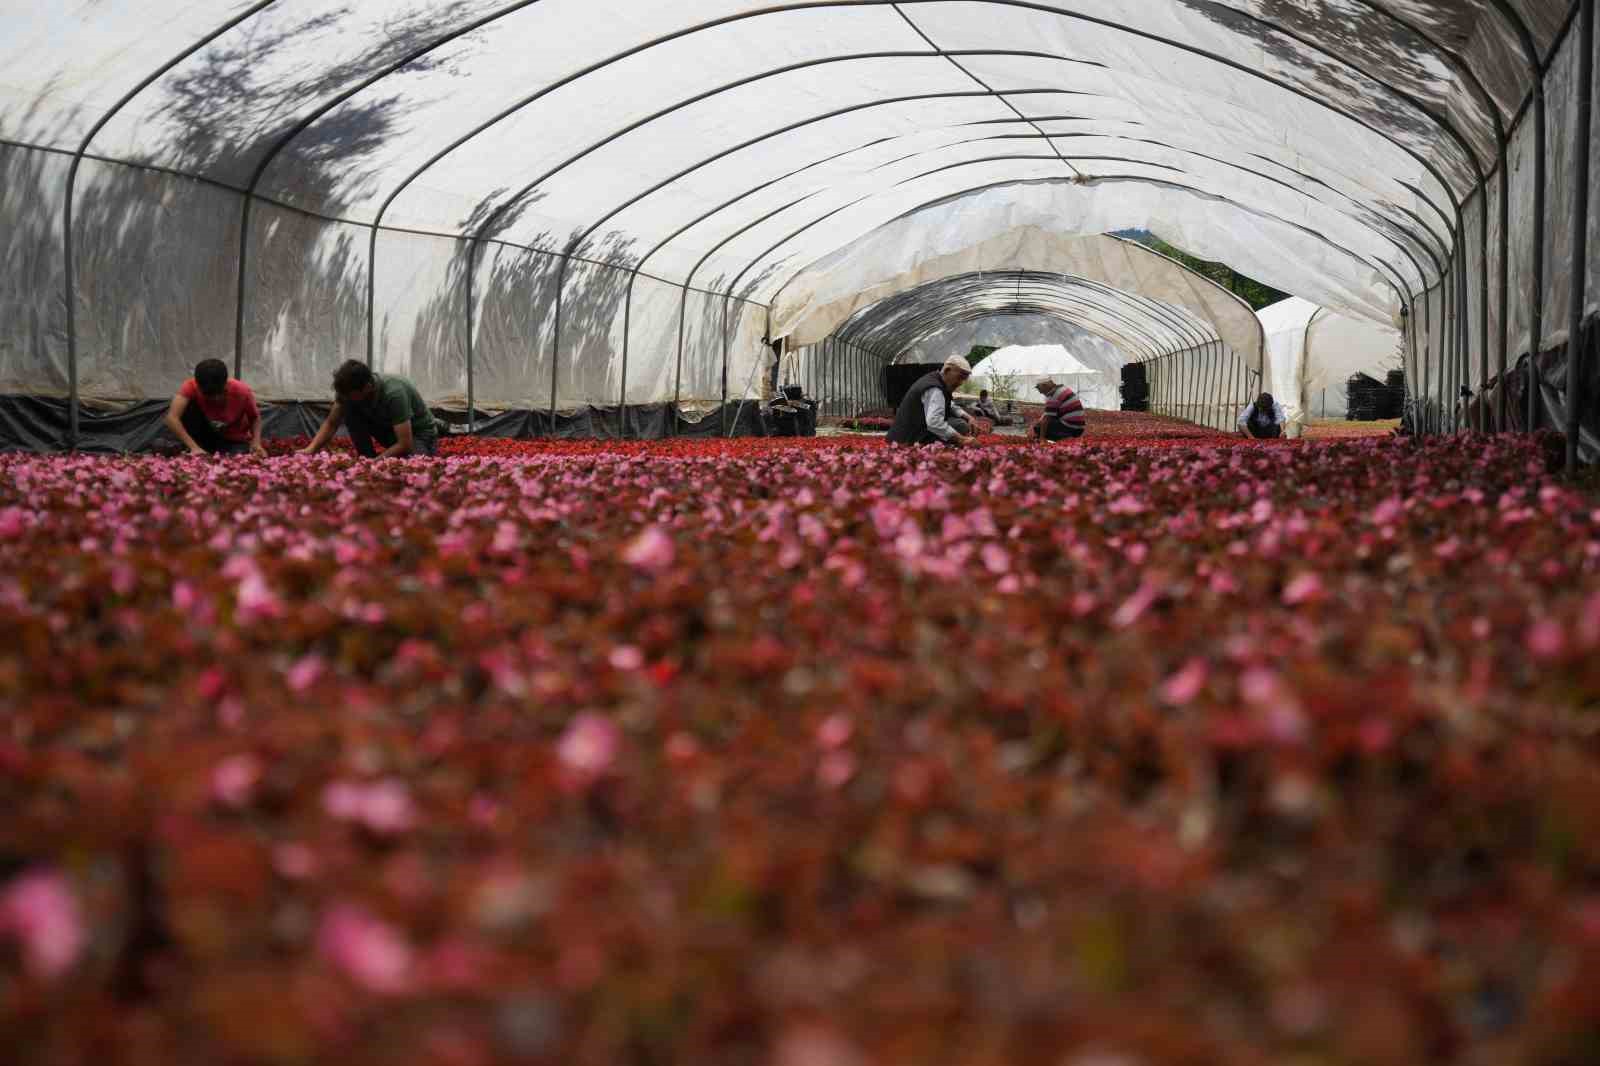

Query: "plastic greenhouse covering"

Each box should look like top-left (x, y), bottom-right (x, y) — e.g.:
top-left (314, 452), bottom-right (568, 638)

top-left (0, 0), bottom-right (1594, 448)
top-left (1258, 296), bottom-right (1406, 430)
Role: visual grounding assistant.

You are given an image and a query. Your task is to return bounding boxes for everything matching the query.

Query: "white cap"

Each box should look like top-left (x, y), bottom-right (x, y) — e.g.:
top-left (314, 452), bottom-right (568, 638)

top-left (942, 355), bottom-right (973, 374)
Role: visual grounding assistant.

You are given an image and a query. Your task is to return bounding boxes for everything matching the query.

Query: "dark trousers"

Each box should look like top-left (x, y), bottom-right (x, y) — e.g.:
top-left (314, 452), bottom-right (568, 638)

top-left (1247, 422), bottom-right (1283, 439)
top-left (344, 404), bottom-right (437, 458)
top-left (180, 403), bottom-right (249, 455)
top-left (1034, 420), bottom-right (1084, 441)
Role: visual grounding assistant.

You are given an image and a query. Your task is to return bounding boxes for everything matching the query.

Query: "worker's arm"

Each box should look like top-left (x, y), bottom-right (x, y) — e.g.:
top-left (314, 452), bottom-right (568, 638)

top-left (301, 400), bottom-right (344, 454)
top-left (924, 390), bottom-right (972, 445)
top-left (377, 420), bottom-right (414, 459)
top-left (164, 393), bottom-right (207, 456)
top-left (245, 393), bottom-right (266, 457)
top-left (1236, 405), bottom-right (1253, 437)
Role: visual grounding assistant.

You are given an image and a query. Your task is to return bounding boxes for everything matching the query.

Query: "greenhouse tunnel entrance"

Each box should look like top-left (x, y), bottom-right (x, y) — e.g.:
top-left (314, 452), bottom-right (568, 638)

top-left (776, 255), bottom-right (1266, 435)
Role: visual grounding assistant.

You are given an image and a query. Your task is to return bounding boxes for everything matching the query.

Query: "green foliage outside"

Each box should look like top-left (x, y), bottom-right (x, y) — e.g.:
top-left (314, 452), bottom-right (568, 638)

top-left (1122, 233), bottom-right (1288, 311)
top-left (966, 344), bottom-right (998, 368)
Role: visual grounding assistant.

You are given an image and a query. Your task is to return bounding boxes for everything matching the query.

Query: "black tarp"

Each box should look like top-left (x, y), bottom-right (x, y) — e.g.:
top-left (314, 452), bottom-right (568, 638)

top-left (0, 397), bottom-right (772, 453)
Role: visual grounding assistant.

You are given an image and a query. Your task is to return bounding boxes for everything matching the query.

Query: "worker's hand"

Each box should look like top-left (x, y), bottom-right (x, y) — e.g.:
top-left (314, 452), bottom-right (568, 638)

top-left (297, 445), bottom-right (318, 456)
top-left (250, 442), bottom-right (268, 458)
top-left (187, 444), bottom-right (207, 457)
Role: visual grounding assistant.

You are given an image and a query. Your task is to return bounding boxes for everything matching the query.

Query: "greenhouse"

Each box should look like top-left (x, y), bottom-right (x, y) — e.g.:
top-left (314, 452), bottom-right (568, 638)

top-left (0, 0), bottom-right (1592, 455)
top-left (3, 3), bottom-right (1600, 1063)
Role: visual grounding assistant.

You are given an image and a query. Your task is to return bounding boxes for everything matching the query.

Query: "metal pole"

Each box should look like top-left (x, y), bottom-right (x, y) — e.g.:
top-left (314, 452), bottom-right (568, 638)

top-left (1478, 188), bottom-right (1490, 434)
top-left (719, 296), bottom-right (731, 438)
top-left (619, 282), bottom-right (632, 440)
top-left (465, 242), bottom-right (477, 435)
top-left (1445, 256), bottom-right (1456, 433)
top-left (1427, 284), bottom-right (1440, 435)
top-left (1565, 0), bottom-right (1594, 473)
top-left (672, 285), bottom-right (689, 438)
top-left (1497, 140), bottom-right (1510, 433)
top-left (1529, 54), bottom-right (1548, 435)
top-left (1459, 241), bottom-right (1470, 433)
top-left (551, 256), bottom-right (566, 439)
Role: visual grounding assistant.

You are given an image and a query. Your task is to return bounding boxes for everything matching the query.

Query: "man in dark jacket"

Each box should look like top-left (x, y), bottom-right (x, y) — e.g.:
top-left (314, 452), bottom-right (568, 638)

top-left (888, 357), bottom-right (978, 447)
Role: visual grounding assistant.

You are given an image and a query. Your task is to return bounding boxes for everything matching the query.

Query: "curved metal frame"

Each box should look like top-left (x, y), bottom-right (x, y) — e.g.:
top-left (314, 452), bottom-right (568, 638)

top-left (45, 0), bottom-right (1585, 449)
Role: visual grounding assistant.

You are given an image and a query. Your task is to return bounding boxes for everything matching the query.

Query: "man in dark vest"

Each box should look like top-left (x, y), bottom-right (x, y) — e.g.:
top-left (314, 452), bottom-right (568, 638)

top-left (888, 356), bottom-right (978, 447)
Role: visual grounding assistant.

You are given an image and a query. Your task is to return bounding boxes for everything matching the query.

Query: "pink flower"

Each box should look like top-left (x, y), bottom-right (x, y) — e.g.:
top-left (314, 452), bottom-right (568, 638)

top-left (490, 521), bottom-right (521, 555)
top-left (0, 506), bottom-right (28, 540)
top-left (774, 1023), bottom-right (867, 1066)
top-left (235, 570), bottom-right (282, 621)
top-left (621, 526), bottom-right (675, 574)
top-left (557, 714), bottom-right (621, 778)
top-left (1370, 497), bottom-right (1404, 526)
top-left (172, 579), bottom-right (200, 611)
top-left (361, 780), bottom-right (418, 834)
top-left (817, 750), bottom-right (857, 790)
top-left (816, 713), bottom-right (854, 750)
top-left (286, 654), bottom-right (325, 692)
top-left (1111, 582), bottom-right (1159, 628)
top-left (608, 645), bottom-right (644, 671)
top-left (1159, 659), bottom-right (1208, 705)
top-left (0, 869), bottom-right (84, 980)
top-left (322, 779), bottom-right (417, 835)
top-left (317, 903), bottom-right (413, 994)
top-left (211, 753), bottom-right (263, 809)
top-left (1281, 573), bottom-right (1324, 605)
top-left (1107, 493), bottom-right (1147, 515)
top-left (1525, 619), bottom-right (1567, 660)
top-left (981, 543), bottom-right (1011, 575)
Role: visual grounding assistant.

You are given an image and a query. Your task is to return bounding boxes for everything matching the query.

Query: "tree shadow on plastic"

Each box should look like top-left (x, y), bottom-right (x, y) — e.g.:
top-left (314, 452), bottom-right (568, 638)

top-left (1168, 0), bottom-right (1483, 192)
top-left (0, 2), bottom-right (492, 417)
top-left (408, 220), bottom-right (642, 416)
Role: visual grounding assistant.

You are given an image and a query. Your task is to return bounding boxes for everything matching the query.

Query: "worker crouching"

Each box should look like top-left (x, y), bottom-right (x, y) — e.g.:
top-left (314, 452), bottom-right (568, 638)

top-left (887, 357), bottom-right (979, 447)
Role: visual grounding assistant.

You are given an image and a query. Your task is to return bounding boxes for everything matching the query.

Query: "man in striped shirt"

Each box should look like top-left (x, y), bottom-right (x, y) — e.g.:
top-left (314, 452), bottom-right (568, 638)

top-left (1031, 378), bottom-right (1087, 441)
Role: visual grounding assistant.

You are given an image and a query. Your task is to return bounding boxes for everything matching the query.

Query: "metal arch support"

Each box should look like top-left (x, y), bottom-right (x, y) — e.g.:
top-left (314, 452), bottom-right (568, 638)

top-left (362, 0), bottom-right (1476, 337)
top-left (220, 0), bottom-right (552, 383)
top-left (1481, 0), bottom-right (1548, 434)
top-left (889, 2), bottom-right (1081, 180)
top-left (866, 300), bottom-right (1167, 363)
top-left (62, 0), bottom-right (283, 449)
top-left (828, 270), bottom-right (1215, 355)
top-left (869, 299), bottom-right (1170, 363)
top-left (393, 0), bottom-right (1476, 279)
top-left (1564, 0), bottom-right (1594, 472)
top-left (753, 174), bottom-right (1417, 324)
top-left (470, 39), bottom-right (1449, 300)
top-left (840, 298), bottom-right (1170, 363)
top-left (873, 291), bottom-right (1180, 363)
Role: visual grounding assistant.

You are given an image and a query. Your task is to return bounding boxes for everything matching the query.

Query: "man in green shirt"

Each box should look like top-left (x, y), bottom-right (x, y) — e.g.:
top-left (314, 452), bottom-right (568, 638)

top-left (301, 360), bottom-right (440, 458)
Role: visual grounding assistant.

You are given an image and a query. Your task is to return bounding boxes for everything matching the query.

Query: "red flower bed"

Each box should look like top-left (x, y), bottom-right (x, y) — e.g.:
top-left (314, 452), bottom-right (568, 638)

top-left (3, 431), bottom-right (1600, 1064)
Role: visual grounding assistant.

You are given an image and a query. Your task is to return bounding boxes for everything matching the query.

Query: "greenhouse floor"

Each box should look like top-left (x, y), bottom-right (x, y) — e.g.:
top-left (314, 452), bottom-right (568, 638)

top-left (3, 413), bottom-right (1600, 1064)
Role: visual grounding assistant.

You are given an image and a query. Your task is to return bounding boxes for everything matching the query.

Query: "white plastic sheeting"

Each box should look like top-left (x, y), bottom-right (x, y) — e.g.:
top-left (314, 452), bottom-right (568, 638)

top-left (0, 0), bottom-right (1592, 435)
top-left (775, 233), bottom-right (1264, 364)
top-left (1259, 296), bottom-right (1404, 429)
top-left (830, 269), bottom-right (1234, 365)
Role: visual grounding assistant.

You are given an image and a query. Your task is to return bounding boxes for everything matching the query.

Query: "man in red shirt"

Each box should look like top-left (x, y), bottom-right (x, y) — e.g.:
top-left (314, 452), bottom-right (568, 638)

top-left (164, 359), bottom-right (264, 457)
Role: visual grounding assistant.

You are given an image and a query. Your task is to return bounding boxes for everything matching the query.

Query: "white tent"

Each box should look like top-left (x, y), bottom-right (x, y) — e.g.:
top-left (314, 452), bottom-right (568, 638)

top-left (969, 343), bottom-right (1116, 411)
top-left (1259, 297), bottom-right (1404, 434)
